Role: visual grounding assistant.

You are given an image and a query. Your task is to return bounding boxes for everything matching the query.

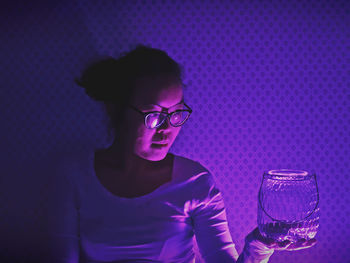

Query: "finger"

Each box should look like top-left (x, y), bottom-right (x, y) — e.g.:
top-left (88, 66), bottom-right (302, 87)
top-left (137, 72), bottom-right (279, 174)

top-left (286, 244), bottom-right (316, 251)
top-left (286, 240), bottom-right (317, 251)
top-left (305, 238), bottom-right (317, 245)
top-left (295, 238), bottom-right (317, 247)
top-left (279, 240), bottom-right (292, 247)
top-left (269, 240), bottom-right (292, 250)
top-left (251, 227), bottom-right (275, 246)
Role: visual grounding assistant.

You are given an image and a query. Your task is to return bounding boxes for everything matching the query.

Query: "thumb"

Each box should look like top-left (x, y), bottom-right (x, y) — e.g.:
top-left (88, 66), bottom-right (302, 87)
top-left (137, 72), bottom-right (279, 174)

top-left (242, 237), bottom-right (275, 261)
top-left (246, 226), bottom-right (275, 247)
top-left (243, 227), bottom-right (276, 256)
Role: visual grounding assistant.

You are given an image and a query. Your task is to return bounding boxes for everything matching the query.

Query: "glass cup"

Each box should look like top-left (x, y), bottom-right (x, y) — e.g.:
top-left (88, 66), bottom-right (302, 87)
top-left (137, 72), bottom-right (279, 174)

top-left (257, 169), bottom-right (320, 243)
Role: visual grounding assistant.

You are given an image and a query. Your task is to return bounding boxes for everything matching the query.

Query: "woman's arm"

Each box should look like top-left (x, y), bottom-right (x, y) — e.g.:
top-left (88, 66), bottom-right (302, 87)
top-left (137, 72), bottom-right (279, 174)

top-left (189, 171), bottom-right (240, 262)
top-left (189, 168), bottom-right (275, 263)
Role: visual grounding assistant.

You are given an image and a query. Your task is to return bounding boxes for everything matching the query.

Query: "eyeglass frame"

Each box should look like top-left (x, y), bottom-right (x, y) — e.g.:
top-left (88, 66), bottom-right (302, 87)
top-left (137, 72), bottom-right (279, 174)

top-left (128, 101), bottom-right (193, 129)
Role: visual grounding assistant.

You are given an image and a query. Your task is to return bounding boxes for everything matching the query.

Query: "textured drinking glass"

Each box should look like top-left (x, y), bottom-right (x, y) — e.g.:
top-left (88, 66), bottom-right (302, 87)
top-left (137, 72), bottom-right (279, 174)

top-left (257, 169), bottom-right (320, 242)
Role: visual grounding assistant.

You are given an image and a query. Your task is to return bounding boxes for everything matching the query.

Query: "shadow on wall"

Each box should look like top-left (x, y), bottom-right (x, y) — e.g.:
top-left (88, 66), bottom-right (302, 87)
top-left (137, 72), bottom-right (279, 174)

top-left (0, 0), bottom-right (99, 261)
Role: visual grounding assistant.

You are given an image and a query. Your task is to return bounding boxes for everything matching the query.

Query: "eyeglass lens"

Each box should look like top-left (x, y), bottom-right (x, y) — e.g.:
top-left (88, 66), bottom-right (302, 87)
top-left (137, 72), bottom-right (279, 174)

top-left (145, 111), bottom-right (190, 128)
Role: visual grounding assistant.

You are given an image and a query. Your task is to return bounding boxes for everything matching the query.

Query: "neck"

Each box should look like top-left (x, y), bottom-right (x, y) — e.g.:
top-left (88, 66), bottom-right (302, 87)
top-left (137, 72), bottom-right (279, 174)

top-left (103, 137), bottom-right (169, 180)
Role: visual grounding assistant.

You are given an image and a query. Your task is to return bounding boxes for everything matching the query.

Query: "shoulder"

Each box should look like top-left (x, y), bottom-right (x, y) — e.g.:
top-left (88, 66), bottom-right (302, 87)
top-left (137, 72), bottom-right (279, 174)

top-left (174, 154), bottom-right (217, 186)
top-left (174, 155), bottom-right (224, 210)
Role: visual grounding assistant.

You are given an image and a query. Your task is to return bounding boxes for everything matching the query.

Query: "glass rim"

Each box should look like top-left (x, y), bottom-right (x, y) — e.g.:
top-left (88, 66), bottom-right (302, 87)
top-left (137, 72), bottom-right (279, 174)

top-left (268, 169), bottom-right (309, 176)
top-left (264, 169), bottom-right (315, 180)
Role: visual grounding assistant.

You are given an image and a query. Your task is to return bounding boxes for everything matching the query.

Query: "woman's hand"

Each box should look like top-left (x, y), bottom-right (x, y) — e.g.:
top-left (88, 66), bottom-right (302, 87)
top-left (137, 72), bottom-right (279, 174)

top-left (247, 226), bottom-right (317, 251)
top-left (238, 226), bottom-right (317, 262)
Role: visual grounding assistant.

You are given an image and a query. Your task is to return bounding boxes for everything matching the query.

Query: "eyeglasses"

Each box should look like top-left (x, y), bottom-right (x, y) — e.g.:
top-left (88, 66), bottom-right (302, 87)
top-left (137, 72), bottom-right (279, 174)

top-left (128, 102), bottom-right (193, 129)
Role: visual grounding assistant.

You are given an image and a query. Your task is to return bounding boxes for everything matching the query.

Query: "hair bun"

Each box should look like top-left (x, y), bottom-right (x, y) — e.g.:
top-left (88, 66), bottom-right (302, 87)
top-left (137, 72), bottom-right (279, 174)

top-left (76, 45), bottom-right (183, 104)
top-left (75, 57), bottom-right (130, 103)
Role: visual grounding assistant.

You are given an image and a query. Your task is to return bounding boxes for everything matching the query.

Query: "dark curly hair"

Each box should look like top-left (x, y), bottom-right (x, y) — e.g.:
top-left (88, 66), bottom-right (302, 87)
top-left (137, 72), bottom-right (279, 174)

top-left (75, 44), bottom-right (185, 137)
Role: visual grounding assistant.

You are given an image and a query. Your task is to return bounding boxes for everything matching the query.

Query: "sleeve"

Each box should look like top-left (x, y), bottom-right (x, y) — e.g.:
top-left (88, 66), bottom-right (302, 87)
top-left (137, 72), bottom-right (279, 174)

top-left (189, 165), bottom-right (239, 263)
top-left (236, 238), bottom-right (274, 263)
top-left (45, 155), bottom-right (80, 263)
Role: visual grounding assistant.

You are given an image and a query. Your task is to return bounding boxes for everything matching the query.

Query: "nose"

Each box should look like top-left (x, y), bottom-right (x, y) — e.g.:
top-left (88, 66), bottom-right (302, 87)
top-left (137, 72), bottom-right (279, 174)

top-left (157, 115), bottom-right (171, 130)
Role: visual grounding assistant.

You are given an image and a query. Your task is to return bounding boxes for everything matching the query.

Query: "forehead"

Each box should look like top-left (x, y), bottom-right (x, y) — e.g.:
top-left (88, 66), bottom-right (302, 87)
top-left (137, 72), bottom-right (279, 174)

top-left (132, 75), bottom-right (184, 108)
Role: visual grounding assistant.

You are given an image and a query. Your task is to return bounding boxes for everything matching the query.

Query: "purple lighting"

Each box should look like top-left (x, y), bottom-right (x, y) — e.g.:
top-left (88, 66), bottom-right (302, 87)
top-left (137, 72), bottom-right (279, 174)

top-left (0, 0), bottom-right (348, 262)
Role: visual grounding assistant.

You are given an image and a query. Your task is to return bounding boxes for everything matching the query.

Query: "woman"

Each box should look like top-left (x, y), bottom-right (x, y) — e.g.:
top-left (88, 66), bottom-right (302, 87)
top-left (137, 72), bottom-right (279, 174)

top-left (47, 44), bottom-right (316, 263)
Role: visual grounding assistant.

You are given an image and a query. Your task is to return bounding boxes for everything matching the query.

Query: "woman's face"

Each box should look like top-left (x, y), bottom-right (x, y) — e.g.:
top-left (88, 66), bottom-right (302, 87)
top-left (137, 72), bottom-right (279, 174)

top-left (119, 75), bottom-right (184, 161)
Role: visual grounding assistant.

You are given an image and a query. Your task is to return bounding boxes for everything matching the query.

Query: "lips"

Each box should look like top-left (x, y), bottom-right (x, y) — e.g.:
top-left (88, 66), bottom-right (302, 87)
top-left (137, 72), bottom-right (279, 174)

top-left (153, 140), bottom-right (169, 145)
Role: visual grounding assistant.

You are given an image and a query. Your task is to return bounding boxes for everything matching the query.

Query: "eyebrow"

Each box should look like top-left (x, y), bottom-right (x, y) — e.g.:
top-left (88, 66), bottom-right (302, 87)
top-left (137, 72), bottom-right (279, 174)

top-left (147, 99), bottom-right (185, 109)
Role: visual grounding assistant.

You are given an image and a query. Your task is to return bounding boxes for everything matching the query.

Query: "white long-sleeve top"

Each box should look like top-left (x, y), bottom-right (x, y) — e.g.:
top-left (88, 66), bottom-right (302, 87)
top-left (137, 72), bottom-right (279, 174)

top-left (47, 149), bottom-right (240, 263)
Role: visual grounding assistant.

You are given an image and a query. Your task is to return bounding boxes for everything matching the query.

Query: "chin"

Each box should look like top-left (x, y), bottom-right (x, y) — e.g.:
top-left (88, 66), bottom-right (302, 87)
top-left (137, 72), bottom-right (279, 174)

top-left (146, 150), bottom-right (169, 162)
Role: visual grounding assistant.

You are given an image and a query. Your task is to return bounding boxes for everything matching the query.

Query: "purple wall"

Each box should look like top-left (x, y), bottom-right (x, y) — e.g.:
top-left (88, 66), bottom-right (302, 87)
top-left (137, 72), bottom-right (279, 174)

top-left (1, 0), bottom-right (349, 262)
